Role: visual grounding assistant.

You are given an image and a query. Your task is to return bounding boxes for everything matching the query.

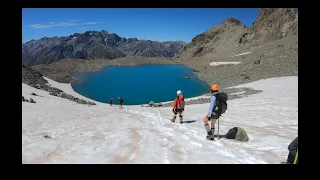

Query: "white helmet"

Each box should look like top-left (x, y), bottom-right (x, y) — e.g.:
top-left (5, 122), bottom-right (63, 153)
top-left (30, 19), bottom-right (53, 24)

top-left (177, 90), bottom-right (182, 95)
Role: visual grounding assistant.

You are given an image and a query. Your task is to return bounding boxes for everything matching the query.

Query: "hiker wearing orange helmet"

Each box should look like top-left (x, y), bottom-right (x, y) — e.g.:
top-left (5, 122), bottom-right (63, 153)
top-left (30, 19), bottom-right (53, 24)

top-left (171, 90), bottom-right (185, 124)
top-left (204, 84), bottom-right (220, 140)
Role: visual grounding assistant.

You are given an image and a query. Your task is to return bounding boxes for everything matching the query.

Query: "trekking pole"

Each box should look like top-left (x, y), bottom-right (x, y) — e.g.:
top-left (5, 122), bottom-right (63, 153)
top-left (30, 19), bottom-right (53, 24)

top-left (217, 118), bottom-right (220, 139)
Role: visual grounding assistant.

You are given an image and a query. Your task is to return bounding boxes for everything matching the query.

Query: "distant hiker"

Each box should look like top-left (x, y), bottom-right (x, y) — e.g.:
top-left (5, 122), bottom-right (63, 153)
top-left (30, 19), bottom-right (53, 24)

top-left (118, 97), bottom-right (123, 109)
top-left (171, 90), bottom-right (185, 124)
top-left (203, 84), bottom-right (228, 140)
top-left (283, 136), bottom-right (298, 164)
top-left (109, 98), bottom-right (113, 106)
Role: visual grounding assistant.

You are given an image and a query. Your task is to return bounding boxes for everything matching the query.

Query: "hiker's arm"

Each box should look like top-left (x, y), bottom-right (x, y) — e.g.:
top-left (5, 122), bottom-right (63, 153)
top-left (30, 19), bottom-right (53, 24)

top-left (207, 96), bottom-right (216, 117)
top-left (173, 98), bottom-right (177, 110)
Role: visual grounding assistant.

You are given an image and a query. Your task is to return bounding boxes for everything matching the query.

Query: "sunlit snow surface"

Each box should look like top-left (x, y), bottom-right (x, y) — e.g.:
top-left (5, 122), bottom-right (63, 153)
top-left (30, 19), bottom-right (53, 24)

top-left (22, 76), bottom-right (297, 164)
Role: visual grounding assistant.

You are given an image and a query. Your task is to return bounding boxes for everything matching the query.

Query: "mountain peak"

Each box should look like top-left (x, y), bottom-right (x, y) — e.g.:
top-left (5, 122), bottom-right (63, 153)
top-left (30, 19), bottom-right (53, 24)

top-left (101, 30), bottom-right (109, 35)
top-left (225, 17), bottom-right (242, 25)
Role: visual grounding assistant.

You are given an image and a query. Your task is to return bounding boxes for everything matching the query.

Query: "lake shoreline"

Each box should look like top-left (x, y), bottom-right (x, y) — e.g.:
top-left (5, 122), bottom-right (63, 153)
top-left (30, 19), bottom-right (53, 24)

top-left (137, 87), bottom-right (263, 107)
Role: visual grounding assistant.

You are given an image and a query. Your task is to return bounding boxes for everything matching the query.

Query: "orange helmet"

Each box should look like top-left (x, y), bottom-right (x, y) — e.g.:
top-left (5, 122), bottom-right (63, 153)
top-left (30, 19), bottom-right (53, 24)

top-left (211, 84), bottom-right (219, 91)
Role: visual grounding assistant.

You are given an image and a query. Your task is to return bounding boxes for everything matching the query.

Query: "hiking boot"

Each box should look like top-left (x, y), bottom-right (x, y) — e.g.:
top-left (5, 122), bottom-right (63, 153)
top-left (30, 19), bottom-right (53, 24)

top-left (211, 128), bottom-right (215, 137)
top-left (206, 135), bottom-right (214, 140)
top-left (179, 116), bottom-right (183, 124)
top-left (206, 131), bottom-right (214, 140)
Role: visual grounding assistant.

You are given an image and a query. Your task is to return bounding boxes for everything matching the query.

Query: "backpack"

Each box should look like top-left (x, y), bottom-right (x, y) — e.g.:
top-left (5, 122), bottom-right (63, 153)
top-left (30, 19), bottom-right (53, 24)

top-left (176, 94), bottom-right (185, 110)
top-left (226, 127), bottom-right (238, 139)
top-left (226, 127), bottom-right (249, 142)
top-left (214, 92), bottom-right (228, 115)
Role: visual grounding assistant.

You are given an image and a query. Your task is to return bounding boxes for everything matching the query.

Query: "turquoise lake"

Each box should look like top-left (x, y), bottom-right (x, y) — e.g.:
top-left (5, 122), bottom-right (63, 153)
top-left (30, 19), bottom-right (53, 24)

top-left (71, 64), bottom-right (210, 105)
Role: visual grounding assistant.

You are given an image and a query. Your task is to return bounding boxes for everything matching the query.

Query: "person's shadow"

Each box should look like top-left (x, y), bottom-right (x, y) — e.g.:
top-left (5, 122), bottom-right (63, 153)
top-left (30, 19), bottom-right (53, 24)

top-left (181, 120), bottom-right (196, 124)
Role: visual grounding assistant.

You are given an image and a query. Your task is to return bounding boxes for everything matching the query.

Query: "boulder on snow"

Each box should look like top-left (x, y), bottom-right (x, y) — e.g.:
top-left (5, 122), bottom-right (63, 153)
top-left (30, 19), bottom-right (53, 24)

top-left (31, 92), bottom-right (38, 96)
top-left (156, 102), bottom-right (162, 107)
top-left (149, 101), bottom-right (155, 107)
top-left (43, 135), bottom-right (51, 139)
top-left (29, 98), bottom-right (36, 103)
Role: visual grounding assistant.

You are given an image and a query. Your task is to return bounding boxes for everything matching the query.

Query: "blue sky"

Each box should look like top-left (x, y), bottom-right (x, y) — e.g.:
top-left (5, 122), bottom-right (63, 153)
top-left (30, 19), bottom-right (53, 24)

top-left (22, 8), bottom-right (260, 43)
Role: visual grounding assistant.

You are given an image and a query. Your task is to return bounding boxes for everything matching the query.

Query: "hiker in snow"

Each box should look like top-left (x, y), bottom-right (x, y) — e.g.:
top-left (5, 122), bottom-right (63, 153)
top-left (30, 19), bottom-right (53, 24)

top-left (283, 136), bottom-right (298, 164)
top-left (171, 90), bottom-right (185, 124)
top-left (109, 98), bottom-right (113, 106)
top-left (203, 84), bottom-right (228, 140)
top-left (118, 97), bottom-right (123, 109)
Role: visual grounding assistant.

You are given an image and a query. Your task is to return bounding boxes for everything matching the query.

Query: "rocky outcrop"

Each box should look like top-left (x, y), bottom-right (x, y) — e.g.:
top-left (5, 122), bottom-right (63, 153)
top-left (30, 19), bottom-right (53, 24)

top-left (22, 96), bottom-right (36, 103)
top-left (177, 17), bottom-right (249, 59)
top-left (22, 65), bottom-right (48, 86)
top-left (239, 8), bottom-right (298, 47)
top-left (22, 30), bottom-right (186, 66)
top-left (22, 65), bottom-right (96, 105)
top-left (145, 101), bottom-right (163, 107)
top-left (177, 8), bottom-right (298, 59)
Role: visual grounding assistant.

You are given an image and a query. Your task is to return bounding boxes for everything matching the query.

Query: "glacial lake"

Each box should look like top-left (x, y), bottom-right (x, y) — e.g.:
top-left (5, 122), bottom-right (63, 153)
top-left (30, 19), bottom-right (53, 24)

top-left (71, 64), bottom-right (209, 105)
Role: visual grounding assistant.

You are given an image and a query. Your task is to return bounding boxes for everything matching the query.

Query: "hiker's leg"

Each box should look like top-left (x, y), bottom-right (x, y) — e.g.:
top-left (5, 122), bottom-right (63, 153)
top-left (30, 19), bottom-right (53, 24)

top-left (172, 114), bottom-right (177, 120)
top-left (172, 110), bottom-right (177, 121)
top-left (211, 119), bottom-right (217, 128)
top-left (179, 110), bottom-right (183, 121)
top-left (203, 116), bottom-right (209, 125)
top-left (210, 114), bottom-right (220, 137)
top-left (211, 113), bottom-right (220, 128)
top-left (203, 116), bottom-right (211, 134)
top-left (210, 118), bottom-right (217, 137)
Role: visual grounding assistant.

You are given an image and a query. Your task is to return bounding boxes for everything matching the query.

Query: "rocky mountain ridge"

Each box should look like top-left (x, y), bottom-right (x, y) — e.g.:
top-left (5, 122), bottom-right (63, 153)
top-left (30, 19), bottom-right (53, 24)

top-left (22, 30), bottom-right (186, 66)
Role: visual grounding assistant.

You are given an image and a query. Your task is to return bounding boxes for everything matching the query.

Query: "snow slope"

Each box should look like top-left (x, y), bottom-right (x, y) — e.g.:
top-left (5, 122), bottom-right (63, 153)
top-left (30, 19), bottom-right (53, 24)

top-left (209, 62), bottom-right (241, 66)
top-left (22, 76), bottom-right (298, 164)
